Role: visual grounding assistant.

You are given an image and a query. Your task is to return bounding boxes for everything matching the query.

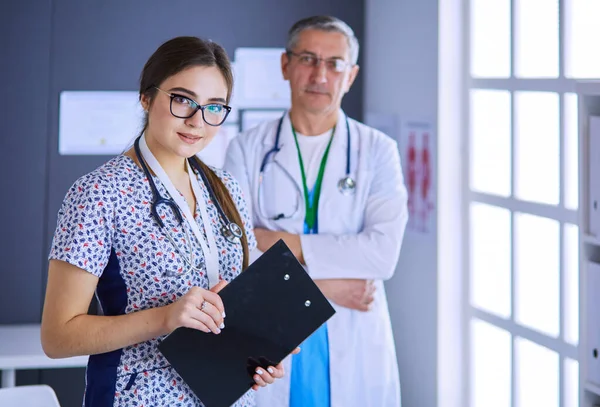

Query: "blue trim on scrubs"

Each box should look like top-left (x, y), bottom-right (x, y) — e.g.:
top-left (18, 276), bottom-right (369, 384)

top-left (85, 249), bottom-right (126, 407)
top-left (290, 188), bottom-right (331, 407)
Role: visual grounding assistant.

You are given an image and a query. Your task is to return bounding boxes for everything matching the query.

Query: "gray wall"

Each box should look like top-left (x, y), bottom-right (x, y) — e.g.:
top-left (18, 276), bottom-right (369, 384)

top-left (0, 1), bottom-right (364, 406)
top-left (365, 1), bottom-right (440, 407)
top-left (0, 1), bottom-right (53, 324)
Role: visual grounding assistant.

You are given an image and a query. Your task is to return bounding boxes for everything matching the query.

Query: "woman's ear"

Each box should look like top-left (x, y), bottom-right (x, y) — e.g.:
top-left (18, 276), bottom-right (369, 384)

top-left (140, 93), bottom-right (151, 112)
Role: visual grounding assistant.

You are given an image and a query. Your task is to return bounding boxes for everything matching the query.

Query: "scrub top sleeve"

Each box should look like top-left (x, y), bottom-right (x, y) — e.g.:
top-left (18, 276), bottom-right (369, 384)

top-left (49, 172), bottom-right (116, 277)
top-left (219, 169), bottom-right (257, 252)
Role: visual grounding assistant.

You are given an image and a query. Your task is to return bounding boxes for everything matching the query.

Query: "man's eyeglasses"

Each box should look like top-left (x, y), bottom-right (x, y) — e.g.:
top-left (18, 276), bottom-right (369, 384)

top-left (154, 86), bottom-right (231, 126)
top-left (286, 51), bottom-right (351, 73)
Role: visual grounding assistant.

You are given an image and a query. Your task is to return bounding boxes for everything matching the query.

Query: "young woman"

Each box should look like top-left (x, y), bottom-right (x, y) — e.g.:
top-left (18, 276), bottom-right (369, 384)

top-left (41, 36), bottom-right (291, 407)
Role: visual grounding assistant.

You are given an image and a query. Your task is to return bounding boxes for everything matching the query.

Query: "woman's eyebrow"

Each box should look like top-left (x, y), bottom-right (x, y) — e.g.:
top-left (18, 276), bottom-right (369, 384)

top-left (168, 87), bottom-right (197, 98)
top-left (168, 87), bottom-right (226, 104)
top-left (207, 97), bottom-right (227, 104)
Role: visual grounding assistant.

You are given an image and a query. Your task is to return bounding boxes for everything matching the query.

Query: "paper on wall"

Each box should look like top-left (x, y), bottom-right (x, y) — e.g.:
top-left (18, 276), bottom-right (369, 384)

top-left (59, 91), bottom-right (143, 155)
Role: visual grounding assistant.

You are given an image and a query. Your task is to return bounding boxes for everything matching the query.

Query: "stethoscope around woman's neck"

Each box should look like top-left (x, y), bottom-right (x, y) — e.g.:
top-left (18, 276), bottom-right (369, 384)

top-left (260, 113), bottom-right (356, 195)
top-left (133, 136), bottom-right (243, 244)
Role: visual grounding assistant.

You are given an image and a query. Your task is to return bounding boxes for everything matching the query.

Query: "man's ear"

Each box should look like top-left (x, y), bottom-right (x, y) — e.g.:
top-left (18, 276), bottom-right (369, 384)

top-left (281, 52), bottom-right (291, 81)
top-left (344, 64), bottom-right (360, 93)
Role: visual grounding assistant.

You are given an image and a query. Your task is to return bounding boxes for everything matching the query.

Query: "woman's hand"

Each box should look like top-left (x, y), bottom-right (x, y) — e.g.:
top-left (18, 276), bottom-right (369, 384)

top-left (162, 282), bottom-right (227, 335)
top-left (251, 347), bottom-right (301, 391)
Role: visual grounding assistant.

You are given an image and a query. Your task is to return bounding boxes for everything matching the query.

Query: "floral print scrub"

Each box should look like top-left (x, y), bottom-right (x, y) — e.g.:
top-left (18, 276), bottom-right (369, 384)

top-left (49, 154), bottom-right (257, 407)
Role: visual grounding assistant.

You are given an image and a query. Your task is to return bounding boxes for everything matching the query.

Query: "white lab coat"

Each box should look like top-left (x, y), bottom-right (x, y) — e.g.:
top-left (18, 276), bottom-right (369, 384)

top-left (223, 110), bottom-right (408, 407)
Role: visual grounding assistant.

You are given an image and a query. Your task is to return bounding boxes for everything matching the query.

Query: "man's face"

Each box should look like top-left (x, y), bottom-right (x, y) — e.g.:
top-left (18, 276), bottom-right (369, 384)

top-left (282, 29), bottom-right (359, 116)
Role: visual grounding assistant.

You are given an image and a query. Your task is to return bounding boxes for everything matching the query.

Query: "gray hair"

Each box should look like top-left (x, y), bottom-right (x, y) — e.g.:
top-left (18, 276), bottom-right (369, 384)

top-left (286, 15), bottom-right (360, 65)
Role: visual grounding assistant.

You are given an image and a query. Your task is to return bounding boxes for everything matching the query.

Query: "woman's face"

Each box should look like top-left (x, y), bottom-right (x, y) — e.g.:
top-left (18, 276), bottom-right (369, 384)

top-left (141, 65), bottom-right (229, 160)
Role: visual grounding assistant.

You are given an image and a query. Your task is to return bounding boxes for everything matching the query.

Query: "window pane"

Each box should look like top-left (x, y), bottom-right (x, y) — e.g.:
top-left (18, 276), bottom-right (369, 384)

top-left (515, 0), bottom-right (559, 78)
top-left (471, 319), bottom-right (511, 407)
top-left (565, 0), bottom-right (600, 78)
top-left (470, 90), bottom-right (511, 196)
top-left (564, 93), bottom-right (579, 210)
top-left (515, 337), bottom-right (559, 407)
top-left (470, 203), bottom-right (511, 318)
top-left (564, 223), bottom-right (579, 345)
top-left (564, 358), bottom-right (579, 407)
top-left (470, 0), bottom-right (511, 77)
top-left (515, 92), bottom-right (560, 205)
top-left (515, 213), bottom-right (560, 337)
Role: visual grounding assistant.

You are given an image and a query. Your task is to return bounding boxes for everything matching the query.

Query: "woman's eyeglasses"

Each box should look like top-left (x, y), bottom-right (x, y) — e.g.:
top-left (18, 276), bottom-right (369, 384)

top-left (154, 86), bottom-right (231, 126)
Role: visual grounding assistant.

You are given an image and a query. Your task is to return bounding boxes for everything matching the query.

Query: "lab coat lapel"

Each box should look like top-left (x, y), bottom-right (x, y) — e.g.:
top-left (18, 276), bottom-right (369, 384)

top-left (318, 111), bottom-right (349, 221)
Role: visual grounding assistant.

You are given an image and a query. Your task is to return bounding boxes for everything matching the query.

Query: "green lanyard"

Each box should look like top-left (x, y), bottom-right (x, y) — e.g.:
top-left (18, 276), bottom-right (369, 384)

top-left (291, 124), bottom-right (336, 233)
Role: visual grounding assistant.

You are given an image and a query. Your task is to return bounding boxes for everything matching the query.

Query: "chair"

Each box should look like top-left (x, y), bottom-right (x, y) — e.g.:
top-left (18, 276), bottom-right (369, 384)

top-left (0, 385), bottom-right (61, 407)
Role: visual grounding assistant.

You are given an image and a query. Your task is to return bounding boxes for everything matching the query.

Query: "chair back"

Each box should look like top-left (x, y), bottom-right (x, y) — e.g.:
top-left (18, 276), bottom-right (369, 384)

top-left (0, 385), bottom-right (60, 407)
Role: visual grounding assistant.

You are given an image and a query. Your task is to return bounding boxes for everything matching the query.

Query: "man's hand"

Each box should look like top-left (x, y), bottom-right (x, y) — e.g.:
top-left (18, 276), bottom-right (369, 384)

top-left (315, 279), bottom-right (376, 312)
top-left (254, 228), bottom-right (305, 264)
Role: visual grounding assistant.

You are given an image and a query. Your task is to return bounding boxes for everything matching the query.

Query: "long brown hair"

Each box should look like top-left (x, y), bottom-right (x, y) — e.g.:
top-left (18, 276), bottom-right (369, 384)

top-left (139, 36), bottom-right (249, 269)
top-left (191, 156), bottom-right (249, 270)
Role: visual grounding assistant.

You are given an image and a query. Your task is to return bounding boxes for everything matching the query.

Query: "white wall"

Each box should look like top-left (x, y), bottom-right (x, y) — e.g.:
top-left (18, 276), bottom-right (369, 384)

top-left (364, 1), bottom-right (442, 406)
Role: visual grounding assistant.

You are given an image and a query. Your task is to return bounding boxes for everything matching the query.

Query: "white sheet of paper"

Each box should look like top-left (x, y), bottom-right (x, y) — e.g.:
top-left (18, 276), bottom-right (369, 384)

top-left (59, 91), bottom-right (143, 155)
top-left (241, 109), bottom-right (285, 132)
top-left (226, 62), bottom-right (240, 124)
top-left (233, 48), bottom-right (291, 109)
top-left (197, 123), bottom-right (240, 168)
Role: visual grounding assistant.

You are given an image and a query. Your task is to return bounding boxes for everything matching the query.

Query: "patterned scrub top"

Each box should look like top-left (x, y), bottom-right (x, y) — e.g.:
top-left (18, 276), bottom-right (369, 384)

top-left (49, 154), bottom-right (258, 407)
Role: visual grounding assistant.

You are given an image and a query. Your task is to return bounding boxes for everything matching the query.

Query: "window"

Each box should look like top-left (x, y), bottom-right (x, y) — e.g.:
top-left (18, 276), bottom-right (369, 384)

top-left (466, 1), bottom-right (588, 405)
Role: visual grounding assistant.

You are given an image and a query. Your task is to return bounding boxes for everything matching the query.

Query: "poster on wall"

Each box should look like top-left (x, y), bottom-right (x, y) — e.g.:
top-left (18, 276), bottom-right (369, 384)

top-left (227, 62), bottom-right (240, 125)
top-left (59, 91), bottom-right (143, 155)
top-left (399, 121), bottom-right (435, 234)
top-left (233, 48), bottom-right (290, 109)
top-left (240, 109), bottom-right (286, 132)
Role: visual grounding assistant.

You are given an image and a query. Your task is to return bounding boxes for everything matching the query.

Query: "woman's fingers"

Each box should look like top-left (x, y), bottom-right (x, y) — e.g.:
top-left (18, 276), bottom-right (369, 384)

top-left (186, 303), bottom-right (221, 334)
top-left (254, 367), bottom-right (274, 385)
top-left (250, 358), bottom-right (295, 390)
top-left (197, 300), bottom-right (224, 330)
top-left (210, 280), bottom-right (228, 293)
top-left (266, 365), bottom-right (284, 379)
top-left (201, 290), bottom-right (225, 318)
top-left (253, 372), bottom-right (267, 387)
top-left (183, 319), bottom-right (212, 334)
top-left (184, 287), bottom-right (225, 333)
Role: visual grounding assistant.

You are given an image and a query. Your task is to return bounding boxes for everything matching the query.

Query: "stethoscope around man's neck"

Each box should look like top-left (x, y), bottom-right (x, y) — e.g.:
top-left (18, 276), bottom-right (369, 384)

top-left (259, 113), bottom-right (357, 196)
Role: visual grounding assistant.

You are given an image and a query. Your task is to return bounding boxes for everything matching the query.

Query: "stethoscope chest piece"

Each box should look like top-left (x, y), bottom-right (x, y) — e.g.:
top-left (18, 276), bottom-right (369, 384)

top-left (222, 222), bottom-right (244, 244)
top-left (338, 176), bottom-right (356, 195)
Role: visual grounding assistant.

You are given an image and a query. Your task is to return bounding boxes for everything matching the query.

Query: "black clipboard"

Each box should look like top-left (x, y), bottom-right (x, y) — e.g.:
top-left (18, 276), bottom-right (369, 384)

top-left (158, 240), bottom-right (336, 407)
